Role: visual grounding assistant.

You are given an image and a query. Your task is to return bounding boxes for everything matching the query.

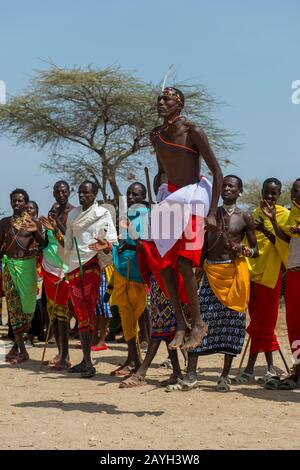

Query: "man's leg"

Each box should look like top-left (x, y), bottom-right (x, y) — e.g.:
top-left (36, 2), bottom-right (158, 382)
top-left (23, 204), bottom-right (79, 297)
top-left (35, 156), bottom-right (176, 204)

top-left (185, 354), bottom-right (198, 383)
top-left (138, 308), bottom-right (151, 346)
top-left (55, 320), bottom-right (70, 369)
top-left (221, 354), bottom-right (234, 378)
top-left (160, 266), bottom-right (187, 349)
top-left (120, 338), bottom-right (161, 387)
top-left (92, 315), bottom-right (100, 346)
top-left (176, 257), bottom-right (207, 350)
top-left (10, 332), bottom-right (29, 363)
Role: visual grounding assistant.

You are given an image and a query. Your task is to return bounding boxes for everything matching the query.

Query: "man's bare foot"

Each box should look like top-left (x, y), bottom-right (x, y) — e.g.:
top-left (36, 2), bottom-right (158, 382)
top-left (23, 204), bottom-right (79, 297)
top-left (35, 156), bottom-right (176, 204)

top-left (182, 323), bottom-right (208, 351)
top-left (8, 351), bottom-right (29, 364)
top-left (160, 373), bottom-right (183, 387)
top-left (168, 330), bottom-right (186, 350)
top-left (110, 365), bottom-right (135, 377)
top-left (5, 347), bottom-right (19, 362)
top-left (119, 374), bottom-right (147, 388)
top-left (48, 355), bottom-right (61, 366)
top-left (54, 360), bottom-right (71, 371)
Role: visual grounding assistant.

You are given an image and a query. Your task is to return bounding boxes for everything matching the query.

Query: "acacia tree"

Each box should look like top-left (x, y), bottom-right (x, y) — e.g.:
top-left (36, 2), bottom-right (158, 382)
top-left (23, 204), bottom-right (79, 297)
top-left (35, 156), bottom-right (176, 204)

top-left (0, 65), bottom-right (237, 202)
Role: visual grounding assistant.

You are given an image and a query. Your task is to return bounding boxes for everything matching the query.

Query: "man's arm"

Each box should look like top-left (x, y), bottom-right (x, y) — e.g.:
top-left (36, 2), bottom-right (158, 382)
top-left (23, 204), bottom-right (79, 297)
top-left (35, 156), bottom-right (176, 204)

top-left (33, 220), bottom-right (47, 247)
top-left (0, 220), bottom-right (6, 251)
top-left (243, 212), bottom-right (259, 258)
top-left (190, 126), bottom-right (223, 229)
top-left (153, 155), bottom-right (166, 195)
top-left (260, 200), bottom-right (290, 243)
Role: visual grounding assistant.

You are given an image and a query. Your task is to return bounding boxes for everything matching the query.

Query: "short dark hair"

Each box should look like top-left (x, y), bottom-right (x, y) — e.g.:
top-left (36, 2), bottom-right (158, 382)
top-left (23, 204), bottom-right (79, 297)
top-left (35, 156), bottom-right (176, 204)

top-left (80, 180), bottom-right (99, 195)
top-left (53, 180), bottom-right (70, 191)
top-left (27, 200), bottom-right (39, 216)
top-left (10, 188), bottom-right (29, 204)
top-left (224, 174), bottom-right (243, 190)
top-left (127, 182), bottom-right (147, 197)
top-left (263, 178), bottom-right (282, 191)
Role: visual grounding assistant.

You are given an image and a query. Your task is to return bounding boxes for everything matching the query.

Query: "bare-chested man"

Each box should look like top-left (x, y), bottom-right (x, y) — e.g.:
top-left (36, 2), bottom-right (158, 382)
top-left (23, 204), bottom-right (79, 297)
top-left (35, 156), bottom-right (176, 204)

top-left (170, 175), bottom-right (258, 392)
top-left (42, 181), bottom-right (74, 370)
top-left (139, 87), bottom-right (223, 351)
top-left (0, 188), bottom-right (46, 364)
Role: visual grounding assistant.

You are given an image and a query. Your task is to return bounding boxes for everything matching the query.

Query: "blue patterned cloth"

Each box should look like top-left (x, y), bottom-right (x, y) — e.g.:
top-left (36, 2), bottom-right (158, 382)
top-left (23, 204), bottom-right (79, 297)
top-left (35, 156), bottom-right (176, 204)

top-left (95, 271), bottom-right (112, 319)
top-left (189, 275), bottom-right (246, 356)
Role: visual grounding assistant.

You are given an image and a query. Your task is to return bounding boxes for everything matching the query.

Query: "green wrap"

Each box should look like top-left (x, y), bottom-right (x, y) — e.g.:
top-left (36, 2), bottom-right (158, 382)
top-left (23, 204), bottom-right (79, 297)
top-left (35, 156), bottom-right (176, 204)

top-left (2, 255), bottom-right (37, 314)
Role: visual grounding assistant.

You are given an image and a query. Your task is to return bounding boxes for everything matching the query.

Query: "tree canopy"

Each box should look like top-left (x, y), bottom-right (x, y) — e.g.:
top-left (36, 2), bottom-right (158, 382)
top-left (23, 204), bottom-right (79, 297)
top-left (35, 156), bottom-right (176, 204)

top-left (0, 65), bottom-right (238, 202)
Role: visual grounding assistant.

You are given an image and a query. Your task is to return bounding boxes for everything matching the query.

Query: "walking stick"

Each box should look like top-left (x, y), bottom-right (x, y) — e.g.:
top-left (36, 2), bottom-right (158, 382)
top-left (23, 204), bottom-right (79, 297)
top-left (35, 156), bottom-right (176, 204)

top-left (278, 347), bottom-right (290, 374)
top-left (237, 334), bottom-right (251, 376)
top-left (144, 167), bottom-right (153, 206)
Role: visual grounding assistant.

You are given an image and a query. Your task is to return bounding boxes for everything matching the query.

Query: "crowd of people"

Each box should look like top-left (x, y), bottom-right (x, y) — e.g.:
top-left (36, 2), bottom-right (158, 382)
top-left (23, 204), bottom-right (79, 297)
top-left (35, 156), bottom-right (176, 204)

top-left (0, 87), bottom-right (299, 393)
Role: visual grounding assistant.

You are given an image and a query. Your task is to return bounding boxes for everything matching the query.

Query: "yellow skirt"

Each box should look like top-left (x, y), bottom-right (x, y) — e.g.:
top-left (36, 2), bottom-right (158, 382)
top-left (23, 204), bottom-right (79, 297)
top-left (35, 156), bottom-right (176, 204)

top-left (110, 270), bottom-right (147, 342)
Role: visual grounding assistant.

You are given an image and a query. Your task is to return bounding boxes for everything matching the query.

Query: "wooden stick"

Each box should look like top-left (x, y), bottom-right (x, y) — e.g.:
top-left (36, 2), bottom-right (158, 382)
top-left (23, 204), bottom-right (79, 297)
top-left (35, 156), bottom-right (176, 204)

top-left (237, 334), bottom-right (251, 375)
top-left (144, 167), bottom-right (153, 206)
top-left (278, 347), bottom-right (290, 374)
top-left (39, 279), bottom-right (62, 369)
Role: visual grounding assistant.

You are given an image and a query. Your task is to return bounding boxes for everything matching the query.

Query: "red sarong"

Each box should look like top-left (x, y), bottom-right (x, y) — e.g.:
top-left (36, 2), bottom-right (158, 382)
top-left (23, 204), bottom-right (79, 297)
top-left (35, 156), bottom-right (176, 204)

top-left (285, 270), bottom-right (300, 362)
top-left (247, 273), bottom-right (282, 354)
top-left (68, 257), bottom-right (100, 333)
top-left (42, 268), bottom-right (70, 322)
top-left (138, 182), bottom-right (204, 304)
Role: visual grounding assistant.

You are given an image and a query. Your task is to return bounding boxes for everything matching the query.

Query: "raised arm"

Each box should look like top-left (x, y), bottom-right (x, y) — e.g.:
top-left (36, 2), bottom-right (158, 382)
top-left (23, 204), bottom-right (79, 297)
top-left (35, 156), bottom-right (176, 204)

top-left (153, 155), bottom-right (166, 196)
top-left (190, 126), bottom-right (223, 229)
top-left (260, 200), bottom-right (290, 243)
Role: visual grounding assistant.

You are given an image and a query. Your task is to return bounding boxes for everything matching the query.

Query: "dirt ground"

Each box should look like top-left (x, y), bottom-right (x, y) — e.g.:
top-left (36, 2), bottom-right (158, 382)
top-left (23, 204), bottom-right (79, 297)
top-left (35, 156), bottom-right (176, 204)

top-left (0, 302), bottom-right (299, 451)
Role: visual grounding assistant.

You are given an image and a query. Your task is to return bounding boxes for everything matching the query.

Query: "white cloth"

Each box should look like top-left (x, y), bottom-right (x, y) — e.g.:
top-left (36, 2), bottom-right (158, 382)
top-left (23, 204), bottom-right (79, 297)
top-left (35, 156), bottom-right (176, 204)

top-left (60, 202), bottom-right (118, 273)
top-left (42, 257), bottom-right (65, 279)
top-left (288, 237), bottom-right (300, 269)
top-left (152, 177), bottom-right (212, 257)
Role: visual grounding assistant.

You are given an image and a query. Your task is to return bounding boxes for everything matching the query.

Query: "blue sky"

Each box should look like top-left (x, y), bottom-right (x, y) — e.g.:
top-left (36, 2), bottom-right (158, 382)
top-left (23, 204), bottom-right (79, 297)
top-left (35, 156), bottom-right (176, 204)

top-left (0, 0), bottom-right (299, 213)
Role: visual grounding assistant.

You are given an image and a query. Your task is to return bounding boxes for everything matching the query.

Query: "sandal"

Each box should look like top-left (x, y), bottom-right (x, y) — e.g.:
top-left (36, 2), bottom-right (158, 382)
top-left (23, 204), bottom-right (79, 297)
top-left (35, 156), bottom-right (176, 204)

top-left (160, 374), bottom-right (182, 387)
top-left (165, 379), bottom-right (184, 392)
top-left (179, 378), bottom-right (201, 391)
top-left (110, 365), bottom-right (135, 377)
top-left (68, 362), bottom-right (87, 373)
top-left (165, 378), bottom-right (200, 392)
top-left (159, 358), bottom-right (172, 370)
top-left (264, 376), bottom-right (281, 390)
top-left (91, 344), bottom-right (108, 352)
top-left (119, 374), bottom-right (147, 388)
top-left (80, 366), bottom-right (96, 378)
top-left (232, 372), bottom-right (255, 384)
top-left (217, 376), bottom-right (231, 392)
top-left (277, 377), bottom-right (300, 390)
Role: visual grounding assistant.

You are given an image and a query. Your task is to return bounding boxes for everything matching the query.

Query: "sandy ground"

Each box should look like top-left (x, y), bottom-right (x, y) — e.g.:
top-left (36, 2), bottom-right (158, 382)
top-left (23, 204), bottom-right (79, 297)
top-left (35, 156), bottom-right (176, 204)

top-left (0, 302), bottom-right (299, 451)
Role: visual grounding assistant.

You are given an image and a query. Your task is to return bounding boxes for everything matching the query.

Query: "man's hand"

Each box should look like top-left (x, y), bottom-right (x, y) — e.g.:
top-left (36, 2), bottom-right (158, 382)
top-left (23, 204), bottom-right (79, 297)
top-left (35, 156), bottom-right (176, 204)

top-left (260, 200), bottom-right (276, 221)
top-left (227, 240), bottom-right (243, 257)
top-left (254, 215), bottom-right (266, 233)
top-left (39, 215), bottom-right (58, 232)
top-left (19, 219), bottom-right (38, 233)
top-left (290, 220), bottom-right (300, 235)
top-left (205, 214), bottom-right (218, 232)
top-left (88, 237), bottom-right (110, 252)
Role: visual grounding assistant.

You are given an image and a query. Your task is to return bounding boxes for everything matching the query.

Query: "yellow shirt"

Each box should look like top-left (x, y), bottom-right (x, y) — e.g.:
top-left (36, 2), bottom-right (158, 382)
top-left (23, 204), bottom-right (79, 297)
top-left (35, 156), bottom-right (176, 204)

top-left (281, 201), bottom-right (300, 239)
top-left (247, 205), bottom-right (289, 288)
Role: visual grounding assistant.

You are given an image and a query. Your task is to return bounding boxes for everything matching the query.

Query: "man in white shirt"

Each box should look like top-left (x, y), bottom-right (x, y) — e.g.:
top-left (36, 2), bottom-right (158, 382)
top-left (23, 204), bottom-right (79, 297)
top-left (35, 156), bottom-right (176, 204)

top-left (41, 181), bottom-right (118, 378)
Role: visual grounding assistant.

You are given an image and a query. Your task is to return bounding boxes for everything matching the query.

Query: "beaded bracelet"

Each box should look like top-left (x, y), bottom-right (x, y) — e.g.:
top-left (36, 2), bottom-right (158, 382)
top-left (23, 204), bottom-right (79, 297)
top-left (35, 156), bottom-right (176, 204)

top-left (241, 245), bottom-right (255, 258)
top-left (53, 229), bottom-right (64, 243)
